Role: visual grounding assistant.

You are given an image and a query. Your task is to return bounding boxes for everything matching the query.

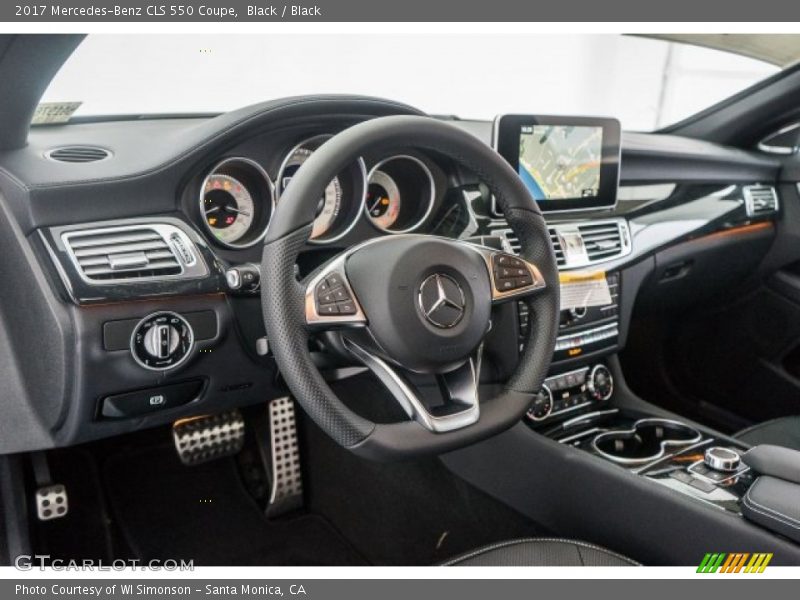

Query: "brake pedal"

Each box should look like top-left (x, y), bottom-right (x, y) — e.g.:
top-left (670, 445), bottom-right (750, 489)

top-left (172, 409), bottom-right (245, 466)
top-left (263, 397), bottom-right (303, 517)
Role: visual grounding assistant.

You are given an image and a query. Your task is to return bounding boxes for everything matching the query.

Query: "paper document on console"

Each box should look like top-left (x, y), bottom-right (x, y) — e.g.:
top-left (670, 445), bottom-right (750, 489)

top-left (558, 271), bottom-right (612, 311)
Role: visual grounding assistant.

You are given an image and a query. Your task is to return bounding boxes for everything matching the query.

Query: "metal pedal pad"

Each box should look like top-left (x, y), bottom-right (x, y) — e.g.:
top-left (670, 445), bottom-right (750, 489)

top-left (172, 409), bottom-right (245, 466)
top-left (265, 397), bottom-right (303, 517)
top-left (35, 484), bottom-right (68, 521)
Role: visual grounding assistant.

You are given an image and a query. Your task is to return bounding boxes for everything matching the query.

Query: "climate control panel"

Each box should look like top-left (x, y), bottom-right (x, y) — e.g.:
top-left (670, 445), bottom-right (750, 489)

top-left (526, 363), bottom-right (614, 423)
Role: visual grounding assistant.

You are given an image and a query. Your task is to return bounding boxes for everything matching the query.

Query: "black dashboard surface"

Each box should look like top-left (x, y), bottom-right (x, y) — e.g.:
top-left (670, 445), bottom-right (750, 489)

top-left (0, 95), bottom-right (784, 454)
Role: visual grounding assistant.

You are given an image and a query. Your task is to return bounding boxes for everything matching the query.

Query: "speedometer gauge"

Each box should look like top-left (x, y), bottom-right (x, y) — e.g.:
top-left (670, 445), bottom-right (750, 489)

top-left (365, 155), bottom-right (436, 233)
top-left (199, 157), bottom-right (274, 249)
top-left (365, 171), bottom-right (401, 230)
top-left (276, 135), bottom-right (367, 244)
top-left (278, 147), bottom-right (344, 239)
top-left (203, 174), bottom-right (255, 245)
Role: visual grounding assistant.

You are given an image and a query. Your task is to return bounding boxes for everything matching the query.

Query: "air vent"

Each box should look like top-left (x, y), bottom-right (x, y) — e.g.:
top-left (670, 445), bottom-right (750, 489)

top-left (577, 222), bottom-right (625, 262)
top-left (744, 185), bottom-right (779, 217)
top-left (46, 146), bottom-right (111, 163)
top-left (495, 218), bottom-right (631, 270)
top-left (62, 224), bottom-right (207, 284)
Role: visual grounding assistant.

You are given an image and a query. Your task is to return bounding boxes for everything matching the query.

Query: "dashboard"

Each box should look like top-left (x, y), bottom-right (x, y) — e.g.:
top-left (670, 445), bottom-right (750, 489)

top-left (0, 95), bottom-right (784, 454)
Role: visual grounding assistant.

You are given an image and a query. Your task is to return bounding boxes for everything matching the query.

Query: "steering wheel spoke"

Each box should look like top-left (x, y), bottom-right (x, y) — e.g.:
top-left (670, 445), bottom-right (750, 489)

top-left (344, 338), bottom-right (481, 433)
top-left (304, 253), bottom-right (368, 329)
top-left (465, 244), bottom-right (547, 304)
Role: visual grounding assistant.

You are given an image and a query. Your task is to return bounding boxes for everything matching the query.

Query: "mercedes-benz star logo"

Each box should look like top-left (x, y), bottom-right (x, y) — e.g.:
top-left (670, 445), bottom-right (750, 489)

top-left (418, 273), bottom-right (466, 329)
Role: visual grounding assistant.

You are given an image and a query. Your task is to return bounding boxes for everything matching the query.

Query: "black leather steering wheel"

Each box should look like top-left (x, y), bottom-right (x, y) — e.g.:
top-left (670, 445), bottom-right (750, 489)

top-left (261, 115), bottom-right (559, 460)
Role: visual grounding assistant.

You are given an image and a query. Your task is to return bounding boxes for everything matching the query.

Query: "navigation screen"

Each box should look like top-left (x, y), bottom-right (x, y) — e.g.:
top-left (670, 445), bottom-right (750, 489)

top-left (518, 125), bottom-right (602, 201)
top-left (494, 115), bottom-right (620, 213)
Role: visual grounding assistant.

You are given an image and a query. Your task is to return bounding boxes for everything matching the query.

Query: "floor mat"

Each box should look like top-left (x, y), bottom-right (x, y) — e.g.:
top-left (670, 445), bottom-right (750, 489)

top-left (302, 377), bottom-right (547, 565)
top-left (103, 444), bottom-right (366, 566)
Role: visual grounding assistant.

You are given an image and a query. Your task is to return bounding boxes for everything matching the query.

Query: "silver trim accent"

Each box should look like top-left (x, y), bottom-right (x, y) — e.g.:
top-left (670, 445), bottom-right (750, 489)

top-left (591, 418), bottom-right (703, 466)
top-left (35, 484), bottom-right (69, 521)
top-left (198, 157), bottom-right (275, 249)
top-left (345, 339), bottom-right (481, 433)
top-left (688, 458), bottom-right (749, 486)
top-left (267, 397), bottom-right (304, 512)
top-left (61, 223), bottom-right (208, 285)
top-left (304, 252), bottom-right (368, 329)
top-left (587, 364), bottom-right (614, 402)
top-left (417, 273), bottom-right (466, 329)
top-left (743, 185), bottom-right (779, 218)
top-left (703, 446), bottom-right (742, 473)
top-left (561, 408), bottom-right (619, 430)
top-left (303, 235), bottom-right (547, 328)
top-left (526, 384), bottom-right (553, 422)
top-left (554, 322), bottom-right (619, 352)
top-left (497, 218), bottom-right (632, 270)
top-left (364, 154), bottom-right (436, 234)
top-left (44, 145), bottom-right (112, 163)
top-left (758, 122), bottom-right (800, 155)
top-left (129, 311), bottom-right (195, 372)
top-left (276, 134), bottom-right (368, 245)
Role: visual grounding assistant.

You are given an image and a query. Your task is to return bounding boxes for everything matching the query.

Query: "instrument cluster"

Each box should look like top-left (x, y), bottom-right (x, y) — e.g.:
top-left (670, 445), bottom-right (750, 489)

top-left (196, 134), bottom-right (440, 249)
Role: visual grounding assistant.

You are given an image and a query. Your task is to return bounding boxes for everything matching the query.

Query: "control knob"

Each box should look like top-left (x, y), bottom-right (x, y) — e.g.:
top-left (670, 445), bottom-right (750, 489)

top-left (704, 447), bottom-right (741, 472)
top-left (527, 384), bottom-right (553, 421)
top-left (587, 364), bottom-right (614, 401)
top-left (131, 312), bottom-right (194, 371)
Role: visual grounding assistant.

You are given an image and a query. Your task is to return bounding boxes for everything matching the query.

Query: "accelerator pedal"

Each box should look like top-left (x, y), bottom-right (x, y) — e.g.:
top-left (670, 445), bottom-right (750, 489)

top-left (172, 409), bottom-right (245, 466)
top-left (260, 397), bottom-right (304, 517)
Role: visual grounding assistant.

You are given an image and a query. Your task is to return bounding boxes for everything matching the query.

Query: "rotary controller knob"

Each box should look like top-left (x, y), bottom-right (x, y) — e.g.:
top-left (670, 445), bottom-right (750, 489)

top-left (527, 384), bottom-right (553, 421)
top-left (704, 447), bottom-right (741, 472)
top-left (587, 364), bottom-right (614, 401)
top-left (131, 312), bottom-right (194, 370)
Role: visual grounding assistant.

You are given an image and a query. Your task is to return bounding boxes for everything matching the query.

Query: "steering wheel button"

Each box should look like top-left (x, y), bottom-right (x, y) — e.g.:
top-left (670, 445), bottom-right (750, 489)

top-left (499, 279), bottom-right (516, 291)
top-left (319, 304), bottom-right (340, 315)
top-left (333, 288), bottom-right (350, 301)
top-left (318, 291), bottom-right (337, 305)
top-left (326, 273), bottom-right (344, 288)
top-left (337, 301), bottom-right (356, 315)
top-left (516, 274), bottom-right (533, 287)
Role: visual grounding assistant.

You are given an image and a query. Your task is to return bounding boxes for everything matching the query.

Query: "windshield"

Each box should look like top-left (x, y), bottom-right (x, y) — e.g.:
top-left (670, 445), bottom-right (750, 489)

top-left (40, 34), bottom-right (779, 131)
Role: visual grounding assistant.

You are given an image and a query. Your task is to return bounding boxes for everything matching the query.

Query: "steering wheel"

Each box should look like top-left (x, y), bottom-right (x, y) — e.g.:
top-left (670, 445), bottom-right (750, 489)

top-left (261, 116), bottom-right (560, 460)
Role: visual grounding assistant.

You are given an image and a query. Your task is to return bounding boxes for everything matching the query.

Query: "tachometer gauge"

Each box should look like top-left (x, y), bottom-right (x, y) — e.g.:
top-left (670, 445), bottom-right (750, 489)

top-left (203, 174), bottom-right (255, 245)
top-left (365, 171), bottom-right (401, 230)
top-left (199, 158), bottom-right (274, 249)
top-left (278, 147), bottom-right (343, 239)
top-left (277, 135), bottom-right (367, 244)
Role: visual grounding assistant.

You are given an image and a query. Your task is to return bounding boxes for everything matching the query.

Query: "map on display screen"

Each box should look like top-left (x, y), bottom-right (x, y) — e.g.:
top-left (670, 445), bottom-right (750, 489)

top-left (518, 125), bottom-right (602, 201)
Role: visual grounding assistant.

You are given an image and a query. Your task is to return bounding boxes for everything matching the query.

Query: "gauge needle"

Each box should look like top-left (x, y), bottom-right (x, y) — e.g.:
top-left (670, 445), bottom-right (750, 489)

top-left (205, 206), bottom-right (221, 215)
top-left (225, 205), bottom-right (251, 217)
top-left (368, 196), bottom-right (386, 214)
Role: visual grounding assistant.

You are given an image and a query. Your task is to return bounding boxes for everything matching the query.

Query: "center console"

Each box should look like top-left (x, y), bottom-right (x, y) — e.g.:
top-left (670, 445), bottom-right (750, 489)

top-left (533, 408), bottom-right (755, 514)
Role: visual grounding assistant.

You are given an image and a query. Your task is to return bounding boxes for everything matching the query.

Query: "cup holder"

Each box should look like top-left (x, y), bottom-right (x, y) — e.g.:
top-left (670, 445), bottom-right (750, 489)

top-left (591, 418), bottom-right (703, 465)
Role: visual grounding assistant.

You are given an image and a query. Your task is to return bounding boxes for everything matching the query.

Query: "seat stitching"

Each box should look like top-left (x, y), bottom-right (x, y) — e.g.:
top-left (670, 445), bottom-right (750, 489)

top-left (441, 537), bottom-right (638, 566)
top-left (743, 485), bottom-right (800, 529)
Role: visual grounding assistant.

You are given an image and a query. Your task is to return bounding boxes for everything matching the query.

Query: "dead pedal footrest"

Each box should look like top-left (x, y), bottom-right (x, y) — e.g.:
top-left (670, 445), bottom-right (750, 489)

top-left (172, 409), bottom-right (245, 466)
top-left (265, 397), bottom-right (303, 517)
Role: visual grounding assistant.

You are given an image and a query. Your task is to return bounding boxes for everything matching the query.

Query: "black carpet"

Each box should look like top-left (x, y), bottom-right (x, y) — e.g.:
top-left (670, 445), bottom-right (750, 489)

top-left (103, 444), bottom-right (365, 566)
top-left (303, 374), bottom-right (546, 565)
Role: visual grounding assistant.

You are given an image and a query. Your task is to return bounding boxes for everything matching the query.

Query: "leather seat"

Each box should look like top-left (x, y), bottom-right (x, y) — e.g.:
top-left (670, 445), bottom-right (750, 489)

top-left (443, 538), bottom-right (638, 566)
top-left (736, 416), bottom-right (800, 451)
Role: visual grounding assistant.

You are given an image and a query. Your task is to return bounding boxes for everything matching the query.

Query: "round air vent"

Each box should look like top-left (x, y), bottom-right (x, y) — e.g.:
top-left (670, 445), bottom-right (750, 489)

top-left (46, 146), bottom-right (111, 163)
